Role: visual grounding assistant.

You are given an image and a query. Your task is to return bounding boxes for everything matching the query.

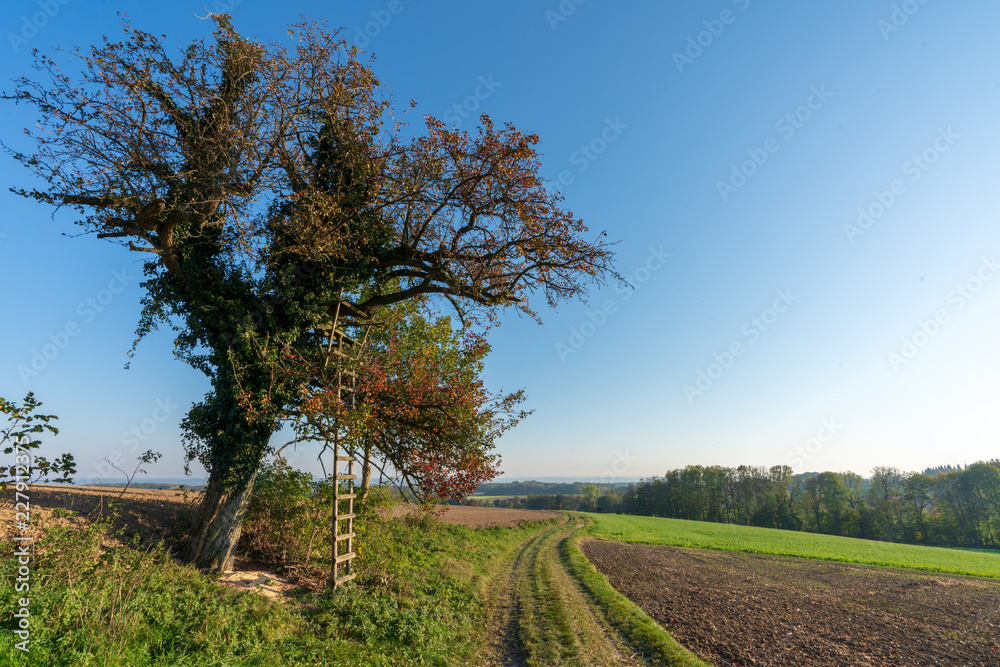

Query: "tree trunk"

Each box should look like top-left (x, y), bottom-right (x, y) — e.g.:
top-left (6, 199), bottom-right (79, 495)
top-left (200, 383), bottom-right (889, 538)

top-left (182, 470), bottom-right (258, 572)
top-left (359, 439), bottom-right (373, 502)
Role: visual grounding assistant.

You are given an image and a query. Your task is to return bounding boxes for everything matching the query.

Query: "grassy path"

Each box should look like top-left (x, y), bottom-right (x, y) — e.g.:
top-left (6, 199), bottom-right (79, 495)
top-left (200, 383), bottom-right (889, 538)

top-left (504, 515), bottom-right (644, 666)
top-left (486, 514), bottom-right (709, 667)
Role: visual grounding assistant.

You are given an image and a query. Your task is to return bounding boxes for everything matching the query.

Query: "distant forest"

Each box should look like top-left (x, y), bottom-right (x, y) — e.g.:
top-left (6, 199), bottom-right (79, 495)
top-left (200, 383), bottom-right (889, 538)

top-left (472, 480), bottom-right (627, 496)
top-left (471, 462), bottom-right (1000, 550)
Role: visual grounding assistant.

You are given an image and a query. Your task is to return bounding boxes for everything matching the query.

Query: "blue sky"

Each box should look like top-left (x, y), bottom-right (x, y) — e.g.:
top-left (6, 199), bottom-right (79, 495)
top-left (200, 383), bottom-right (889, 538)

top-left (2, 1), bottom-right (999, 485)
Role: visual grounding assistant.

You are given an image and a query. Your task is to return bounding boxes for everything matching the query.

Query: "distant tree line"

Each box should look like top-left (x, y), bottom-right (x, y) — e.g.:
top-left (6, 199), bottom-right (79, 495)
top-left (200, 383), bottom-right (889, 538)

top-left (466, 483), bottom-right (624, 513)
top-left (472, 480), bottom-right (625, 496)
top-left (476, 462), bottom-right (1000, 550)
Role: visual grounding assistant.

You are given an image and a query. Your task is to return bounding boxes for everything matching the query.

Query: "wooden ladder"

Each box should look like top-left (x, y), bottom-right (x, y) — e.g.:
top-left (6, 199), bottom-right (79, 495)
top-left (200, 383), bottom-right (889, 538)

top-left (319, 295), bottom-right (372, 589)
top-left (332, 451), bottom-right (357, 587)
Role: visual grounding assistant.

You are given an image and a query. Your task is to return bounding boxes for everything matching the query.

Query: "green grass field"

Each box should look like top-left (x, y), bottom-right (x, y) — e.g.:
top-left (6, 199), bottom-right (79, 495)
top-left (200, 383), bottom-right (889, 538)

top-left (584, 513), bottom-right (1000, 579)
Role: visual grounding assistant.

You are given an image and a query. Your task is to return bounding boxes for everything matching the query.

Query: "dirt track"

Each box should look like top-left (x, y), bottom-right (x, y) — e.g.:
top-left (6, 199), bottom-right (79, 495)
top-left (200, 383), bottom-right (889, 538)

top-left (482, 517), bottom-right (646, 666)
top-left (582, 539), bottom-right (1000, 667)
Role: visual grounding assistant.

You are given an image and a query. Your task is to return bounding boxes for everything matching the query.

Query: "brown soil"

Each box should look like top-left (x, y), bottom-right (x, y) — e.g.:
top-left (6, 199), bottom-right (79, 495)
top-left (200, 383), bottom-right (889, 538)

top-left (5, 486), bottom-right (558, 537)
top-left (1, 483), bottom-right (201, 547)
top-left (435, 504), bottom-right (561, 528)
top-left (216, 568), bottom-right (302, 601)
top-left (388, 502), bottom-right (560, 528)
top-left (581, 539), bottom-right (1000, 667)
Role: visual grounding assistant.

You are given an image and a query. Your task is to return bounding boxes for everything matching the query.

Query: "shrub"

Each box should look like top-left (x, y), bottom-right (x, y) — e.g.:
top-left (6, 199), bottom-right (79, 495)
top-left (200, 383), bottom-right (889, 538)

top-left (240, 459), bottom-right (330, 568)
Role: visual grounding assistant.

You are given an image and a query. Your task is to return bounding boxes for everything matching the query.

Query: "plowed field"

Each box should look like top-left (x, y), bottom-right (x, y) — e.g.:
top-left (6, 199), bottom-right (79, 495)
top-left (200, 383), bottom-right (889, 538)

top-left (437, 504), bottom-right (561, 528)
top-left (582, 538), bottom-right (1000, 667)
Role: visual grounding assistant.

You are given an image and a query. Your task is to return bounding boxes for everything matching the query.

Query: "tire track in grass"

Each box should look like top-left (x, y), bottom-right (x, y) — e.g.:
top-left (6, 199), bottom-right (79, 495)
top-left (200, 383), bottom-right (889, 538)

top-left (511, 516), bottom-right (645, 666)
top-left (482, 525), bottom-right (538, 667)
top-left (490, 563), bottom-right (529, 667)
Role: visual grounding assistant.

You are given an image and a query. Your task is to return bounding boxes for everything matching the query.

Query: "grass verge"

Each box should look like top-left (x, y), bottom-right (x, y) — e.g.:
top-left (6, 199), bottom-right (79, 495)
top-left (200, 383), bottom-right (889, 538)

top-left (583, 513), bottom-right (1000, 578)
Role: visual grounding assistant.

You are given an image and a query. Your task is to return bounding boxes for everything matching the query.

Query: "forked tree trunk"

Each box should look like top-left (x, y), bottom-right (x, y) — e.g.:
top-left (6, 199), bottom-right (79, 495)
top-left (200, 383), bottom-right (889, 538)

top-left (182, 470), bottom-right (259, 572)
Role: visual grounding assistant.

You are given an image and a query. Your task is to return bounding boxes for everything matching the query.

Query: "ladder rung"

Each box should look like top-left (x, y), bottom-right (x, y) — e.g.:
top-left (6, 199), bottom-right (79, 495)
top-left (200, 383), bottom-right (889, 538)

top-left (335, 456), bottom-right (356, 462)
top-left (335, 532), bottom-right (356, 542)
top-left (335, 573), bottom-right (356, 586)
top-left (335, 552), bottom-right (356, 564)
top-left (315, 322), bottom-right (357, 335)
top-left (334, 513), bottom-right (356, 521)
top-left (332, 301), bottom-right (367, 319)
top-left (337, 493), bottom-right (357, 501)
top-left (335, 474), bottom-right (356, 480)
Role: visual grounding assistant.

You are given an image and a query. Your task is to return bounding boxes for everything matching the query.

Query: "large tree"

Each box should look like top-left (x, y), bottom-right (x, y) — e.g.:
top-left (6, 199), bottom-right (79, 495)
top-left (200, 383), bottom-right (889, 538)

top-left (868, 466), bottom-right (904, 541)
top-left (4, 15), bottom-right (617, 571)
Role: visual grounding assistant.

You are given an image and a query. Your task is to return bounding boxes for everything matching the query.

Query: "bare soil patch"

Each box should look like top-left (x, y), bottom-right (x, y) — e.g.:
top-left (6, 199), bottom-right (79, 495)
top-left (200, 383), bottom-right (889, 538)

top-left (582, 539), bottom-right (1000, 667)
top-left (434, 504), bottom-right (560, 528)
top-left (388, 502), bottom-right (559, 528)
top-left (216, 568), bottom-right (300, 601)
top-left (1, 483), bottom-right (200, 547)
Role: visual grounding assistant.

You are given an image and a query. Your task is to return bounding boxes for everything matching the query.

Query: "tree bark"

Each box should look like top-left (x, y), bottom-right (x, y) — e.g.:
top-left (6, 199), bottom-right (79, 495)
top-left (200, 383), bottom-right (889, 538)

top-left (359, 439), bottom-right (373, 502)
top-left (182, 470), bottom-right (259, 572)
